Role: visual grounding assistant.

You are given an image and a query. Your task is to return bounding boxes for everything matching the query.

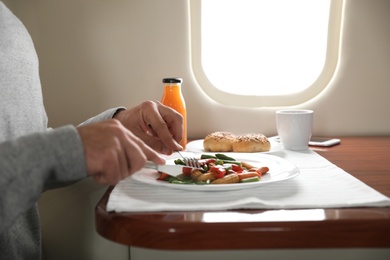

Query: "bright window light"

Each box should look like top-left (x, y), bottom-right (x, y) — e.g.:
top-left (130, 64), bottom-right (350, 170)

top-left (200, 0), bottom-right (331, 96)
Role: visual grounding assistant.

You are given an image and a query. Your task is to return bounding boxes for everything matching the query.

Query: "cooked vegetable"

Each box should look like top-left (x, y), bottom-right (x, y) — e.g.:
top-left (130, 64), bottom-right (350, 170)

top-left (182, 166), bottom-right (193, 175)
top-left (211, 173), bottom-right (240, 184)
top-left (157, 153), bottom-right (269, 185)
top-left (200, 154), bottom-right (217, 159)
top-left (240, 176), bottom-right (260, 183)
top-left (196, 172), bottom-right (217, 182)
top-left (231, 164), bottom-right (244, 173)
top-left (220, 160), bottom-right (242, 166)
top-left (241, 161), bottom-right (255, 169)
top-left (157, 172), bottom-right (170, 181)
top-left (170, 179), bottom-right (194, 184)
top-left (174, 158), bottom-right (186, 165)
top-left (209, 165), bottom-right (226, 179)
top-left (237, 172), bottom-right (260, 180)
top-left (215, 153), bottom-right (236, 161)
top-left (191, 169), bottom-right (203, 180)
top-left (248, 166), bottom-right (269, 176)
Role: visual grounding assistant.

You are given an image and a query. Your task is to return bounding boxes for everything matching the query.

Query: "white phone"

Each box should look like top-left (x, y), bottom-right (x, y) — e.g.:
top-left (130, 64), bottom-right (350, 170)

top-left (309, 137), bottom-right (341, 147)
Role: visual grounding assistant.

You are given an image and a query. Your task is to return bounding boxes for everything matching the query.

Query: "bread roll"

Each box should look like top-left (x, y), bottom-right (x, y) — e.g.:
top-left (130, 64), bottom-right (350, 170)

top-left (203, 132), bottom-right (237, 152)
top-left (232, 133), bottom-right (270, 152)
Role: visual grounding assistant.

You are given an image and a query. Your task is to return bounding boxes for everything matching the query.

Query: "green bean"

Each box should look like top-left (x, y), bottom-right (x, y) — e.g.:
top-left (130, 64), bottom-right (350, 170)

top-left (221, 160), bottom-right (242, 166)
top-left (200, 154), bottom-right (217, 159)
top-left (174, 158), bottom-right (185, 165)
top-left (215, 153), bottom-right (236, 161)
top-left (240, 176), bottom-right (260, 183)
top-left (170, 179), bottom-right (193, 184)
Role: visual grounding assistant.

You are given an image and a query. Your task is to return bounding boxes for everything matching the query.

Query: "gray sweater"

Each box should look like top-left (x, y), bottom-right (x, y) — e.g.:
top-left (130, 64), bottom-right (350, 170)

top-left (0, 2), bottom-right (122, 259)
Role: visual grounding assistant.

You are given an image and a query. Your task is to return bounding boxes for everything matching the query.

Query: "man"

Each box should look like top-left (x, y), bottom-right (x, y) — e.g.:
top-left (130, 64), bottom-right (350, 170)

top-left (0, 2), bottom-right (183, 259)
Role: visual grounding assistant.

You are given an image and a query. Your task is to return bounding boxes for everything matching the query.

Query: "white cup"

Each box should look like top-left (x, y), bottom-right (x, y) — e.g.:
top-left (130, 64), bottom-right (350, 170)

top-left (276, 110), bottom-right (313, 151)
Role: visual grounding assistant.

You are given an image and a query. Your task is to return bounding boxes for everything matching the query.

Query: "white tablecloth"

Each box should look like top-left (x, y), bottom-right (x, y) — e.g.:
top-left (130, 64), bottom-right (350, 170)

top-left (106, 149), bottom-right (390, 212)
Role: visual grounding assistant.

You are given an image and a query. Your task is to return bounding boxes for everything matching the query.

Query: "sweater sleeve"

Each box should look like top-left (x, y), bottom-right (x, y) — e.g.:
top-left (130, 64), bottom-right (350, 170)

top-left (0, 125), bottom-right (86, 232)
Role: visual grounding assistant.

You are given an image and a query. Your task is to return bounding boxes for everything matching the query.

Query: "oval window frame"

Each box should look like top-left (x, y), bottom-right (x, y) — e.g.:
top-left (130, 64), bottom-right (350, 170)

top-left (190, 0), bottom-right (344, 107)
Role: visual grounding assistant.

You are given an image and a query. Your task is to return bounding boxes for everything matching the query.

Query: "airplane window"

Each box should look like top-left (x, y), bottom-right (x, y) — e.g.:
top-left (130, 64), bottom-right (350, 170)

top-left (190, 0), bottom-right (343, 106)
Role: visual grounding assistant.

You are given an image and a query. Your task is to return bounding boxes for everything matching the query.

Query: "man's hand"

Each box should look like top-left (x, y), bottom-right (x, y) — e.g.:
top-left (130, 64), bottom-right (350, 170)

top-left (114, 101), bottom-right (184, 155)
top-left (77, 119), bottom-right (165, 185)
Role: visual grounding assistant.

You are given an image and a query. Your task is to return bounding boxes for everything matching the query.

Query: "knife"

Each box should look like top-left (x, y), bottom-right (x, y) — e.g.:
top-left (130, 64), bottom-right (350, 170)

top-left (144, 161), bottom-right (194, 177)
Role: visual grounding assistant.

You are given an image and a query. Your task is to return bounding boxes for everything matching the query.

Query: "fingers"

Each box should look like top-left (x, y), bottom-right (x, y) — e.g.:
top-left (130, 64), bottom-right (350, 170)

top-left (140, 101), bottom-right (184, 152)
top-left (77, 119), bottom-right (165, 186)
top-left (116, 100), bottom-right (184, 155)
top-left (122, 130), bottom-right (166, 172)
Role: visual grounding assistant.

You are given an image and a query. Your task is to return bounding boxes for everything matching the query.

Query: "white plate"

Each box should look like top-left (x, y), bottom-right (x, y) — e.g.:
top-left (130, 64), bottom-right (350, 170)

top-left (131, 153), bottom-right (299, 191)
top-left (185, 138), bottom-right (282, 154)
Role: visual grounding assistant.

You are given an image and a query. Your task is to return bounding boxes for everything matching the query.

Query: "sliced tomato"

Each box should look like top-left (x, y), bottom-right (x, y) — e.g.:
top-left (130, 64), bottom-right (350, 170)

top-left (210, 165), bottom-right (226, 179)
top-left (231, 164), bottom-right (244, 173)
top-left (197, 158), bottom-right (215, 166)
top-left (205, 158), bottom-right (216, 164)
top-left (157, 172), bottom-right (170, 181)
top-left (182, 166), bottom-right (193, 175)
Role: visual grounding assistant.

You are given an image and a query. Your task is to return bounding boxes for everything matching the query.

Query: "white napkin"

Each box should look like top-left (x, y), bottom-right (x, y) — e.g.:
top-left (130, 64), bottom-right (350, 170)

top-left (106, 150), bottom-right (390, 212)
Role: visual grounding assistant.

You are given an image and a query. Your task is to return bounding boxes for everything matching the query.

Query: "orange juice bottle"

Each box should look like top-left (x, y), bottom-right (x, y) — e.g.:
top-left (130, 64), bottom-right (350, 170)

top-left (161, 78), bottom-right (187, 149)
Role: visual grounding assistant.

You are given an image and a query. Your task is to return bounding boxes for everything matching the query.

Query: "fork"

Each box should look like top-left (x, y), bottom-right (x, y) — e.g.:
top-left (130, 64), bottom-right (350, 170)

top-left (175, 151), bottom-right (201, 168)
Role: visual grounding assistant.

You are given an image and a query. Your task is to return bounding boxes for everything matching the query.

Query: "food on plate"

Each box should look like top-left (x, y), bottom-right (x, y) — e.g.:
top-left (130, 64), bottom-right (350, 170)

top-left (203, 131), bottom-right (270, 153)
top-left (232, 133), bottom-right (271, 152)
top-left (156, 153), bottom-right (269, 185)
top-left (203, 131), bottom-right (237, 152)
top-left (211, 173), bottom-right (240, 184)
